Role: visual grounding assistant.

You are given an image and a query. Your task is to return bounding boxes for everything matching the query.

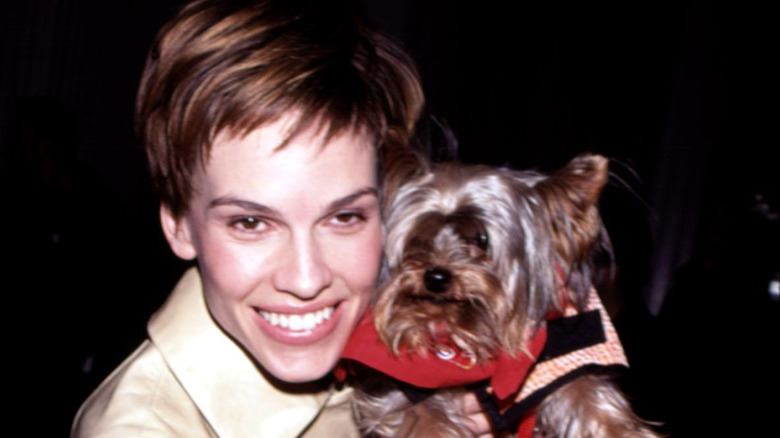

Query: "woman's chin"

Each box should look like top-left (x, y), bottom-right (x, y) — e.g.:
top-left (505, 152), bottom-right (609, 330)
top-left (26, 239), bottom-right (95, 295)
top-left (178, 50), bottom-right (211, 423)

top-left (262, 350), bottom-right (340, 384)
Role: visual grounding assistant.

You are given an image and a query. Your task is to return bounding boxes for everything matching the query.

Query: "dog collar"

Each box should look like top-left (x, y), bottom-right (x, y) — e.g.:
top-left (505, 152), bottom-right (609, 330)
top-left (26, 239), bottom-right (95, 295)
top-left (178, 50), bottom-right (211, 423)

top-left (338, 289), bottom-right (629, 437)
top-left (339, 313), bottom-right (547, 400)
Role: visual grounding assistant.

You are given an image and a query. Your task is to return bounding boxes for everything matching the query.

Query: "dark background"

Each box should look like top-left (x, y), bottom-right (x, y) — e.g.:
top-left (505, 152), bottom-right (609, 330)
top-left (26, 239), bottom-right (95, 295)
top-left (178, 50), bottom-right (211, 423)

top-left (1, 0), bottom-right (776, 435)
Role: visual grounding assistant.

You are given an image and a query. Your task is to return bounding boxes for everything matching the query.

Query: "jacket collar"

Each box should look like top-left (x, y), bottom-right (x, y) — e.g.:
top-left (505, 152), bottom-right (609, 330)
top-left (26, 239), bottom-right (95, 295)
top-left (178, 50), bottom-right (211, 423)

top-left (148, 268), bottom-right (332, 437)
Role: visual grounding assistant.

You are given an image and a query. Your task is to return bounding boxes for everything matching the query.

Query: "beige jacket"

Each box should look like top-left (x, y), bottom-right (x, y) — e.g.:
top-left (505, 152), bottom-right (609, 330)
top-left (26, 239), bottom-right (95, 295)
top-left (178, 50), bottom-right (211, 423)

top-left (72, 268), bottom-right (359, 437)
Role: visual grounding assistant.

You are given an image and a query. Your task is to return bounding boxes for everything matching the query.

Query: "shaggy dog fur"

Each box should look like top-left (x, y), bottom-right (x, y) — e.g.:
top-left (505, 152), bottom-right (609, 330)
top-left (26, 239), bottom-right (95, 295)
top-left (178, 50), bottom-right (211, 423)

top-left (350, 154), bottom-right (657, 438)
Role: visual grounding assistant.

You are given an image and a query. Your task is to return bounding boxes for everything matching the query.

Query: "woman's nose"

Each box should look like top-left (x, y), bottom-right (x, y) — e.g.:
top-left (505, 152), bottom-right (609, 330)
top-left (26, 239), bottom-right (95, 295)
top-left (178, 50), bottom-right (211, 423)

top-left (272, 232), bottom-right (333, 299)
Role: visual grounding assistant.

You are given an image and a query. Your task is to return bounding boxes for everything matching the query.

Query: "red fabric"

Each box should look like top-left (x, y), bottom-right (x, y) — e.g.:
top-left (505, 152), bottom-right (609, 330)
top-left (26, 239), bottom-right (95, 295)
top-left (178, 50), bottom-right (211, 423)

top-left (340, 313), bottom-right (547, 400)
top-left (516, 411), bottom-right (537, 438)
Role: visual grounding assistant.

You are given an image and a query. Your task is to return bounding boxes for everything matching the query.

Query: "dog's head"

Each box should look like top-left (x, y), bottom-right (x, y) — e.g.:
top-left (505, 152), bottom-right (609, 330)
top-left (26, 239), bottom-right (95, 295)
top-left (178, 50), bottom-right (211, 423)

top-left (374, 154), bottom-right (610, 361)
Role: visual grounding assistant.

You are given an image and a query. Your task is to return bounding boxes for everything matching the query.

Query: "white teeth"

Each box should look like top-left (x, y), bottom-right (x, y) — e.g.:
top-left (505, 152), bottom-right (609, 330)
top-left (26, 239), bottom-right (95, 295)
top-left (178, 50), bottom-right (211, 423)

top-left (303, 313), bottom-right (315, 329)
top-left (289, 314), bottom-right (303, 330)
top-left (259, 306), bottom-right (335, 332)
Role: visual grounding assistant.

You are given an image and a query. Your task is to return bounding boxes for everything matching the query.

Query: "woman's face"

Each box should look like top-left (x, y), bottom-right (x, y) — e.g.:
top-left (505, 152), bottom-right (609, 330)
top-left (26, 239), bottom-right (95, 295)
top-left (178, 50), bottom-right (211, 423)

top-left (162, 116), bottom-right (382, 383)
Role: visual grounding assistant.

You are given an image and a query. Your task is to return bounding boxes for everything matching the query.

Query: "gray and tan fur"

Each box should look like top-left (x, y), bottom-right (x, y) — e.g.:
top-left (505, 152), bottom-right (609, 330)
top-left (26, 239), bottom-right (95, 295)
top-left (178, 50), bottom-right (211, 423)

top-left (354, 154), bottom-right (658, 438)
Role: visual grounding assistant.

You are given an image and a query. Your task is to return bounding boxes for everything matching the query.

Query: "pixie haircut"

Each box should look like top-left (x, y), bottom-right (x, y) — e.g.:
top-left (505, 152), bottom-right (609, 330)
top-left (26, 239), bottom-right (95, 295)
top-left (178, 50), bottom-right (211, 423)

top-left (137, 0), bottom-right (424, 217)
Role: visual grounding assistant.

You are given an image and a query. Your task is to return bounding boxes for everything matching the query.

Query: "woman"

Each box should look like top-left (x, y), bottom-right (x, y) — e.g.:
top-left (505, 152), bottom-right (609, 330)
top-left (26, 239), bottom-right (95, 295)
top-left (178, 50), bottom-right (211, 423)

top-left (72, 0), bottom-right (424, 436)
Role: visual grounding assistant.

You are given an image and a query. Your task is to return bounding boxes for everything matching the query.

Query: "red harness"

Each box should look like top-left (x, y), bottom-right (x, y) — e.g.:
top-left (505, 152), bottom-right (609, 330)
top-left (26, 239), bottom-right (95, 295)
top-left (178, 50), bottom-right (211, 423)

top-left (339, 289), bottom-right (628, 437)
top-left (340, 313), bottom-right (547, 400)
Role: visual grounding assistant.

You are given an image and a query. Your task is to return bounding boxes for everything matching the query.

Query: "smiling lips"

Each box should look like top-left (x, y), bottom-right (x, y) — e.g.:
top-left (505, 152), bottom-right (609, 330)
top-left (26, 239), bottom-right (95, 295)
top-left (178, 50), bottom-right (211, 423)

top-left (258, 306), bottom-right (335, 331)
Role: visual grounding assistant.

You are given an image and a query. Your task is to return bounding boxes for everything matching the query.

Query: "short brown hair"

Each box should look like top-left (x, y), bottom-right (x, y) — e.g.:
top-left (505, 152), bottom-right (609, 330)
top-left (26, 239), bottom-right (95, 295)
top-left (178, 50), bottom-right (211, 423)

top-left (137, 0), bottom-right (424, 216)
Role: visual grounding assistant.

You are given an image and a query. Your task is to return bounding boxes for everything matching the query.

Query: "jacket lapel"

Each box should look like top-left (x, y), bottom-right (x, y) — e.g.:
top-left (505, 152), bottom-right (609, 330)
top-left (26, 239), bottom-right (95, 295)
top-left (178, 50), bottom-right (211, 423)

top-left (148, 268), bottom-right (330, 437)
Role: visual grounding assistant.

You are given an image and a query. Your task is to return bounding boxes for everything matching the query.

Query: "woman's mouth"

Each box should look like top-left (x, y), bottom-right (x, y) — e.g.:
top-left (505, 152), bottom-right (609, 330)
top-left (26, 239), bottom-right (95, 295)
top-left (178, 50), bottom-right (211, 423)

top-left (251, 303), bottom-right (343, 346)
top-left (258, 306), bottom-right (334, 331)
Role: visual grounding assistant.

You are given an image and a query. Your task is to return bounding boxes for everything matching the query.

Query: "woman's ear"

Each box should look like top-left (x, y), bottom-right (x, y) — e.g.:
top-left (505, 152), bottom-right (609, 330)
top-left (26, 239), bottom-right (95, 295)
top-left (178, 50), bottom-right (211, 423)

top-left (160, 205), bottom-right (197, 260)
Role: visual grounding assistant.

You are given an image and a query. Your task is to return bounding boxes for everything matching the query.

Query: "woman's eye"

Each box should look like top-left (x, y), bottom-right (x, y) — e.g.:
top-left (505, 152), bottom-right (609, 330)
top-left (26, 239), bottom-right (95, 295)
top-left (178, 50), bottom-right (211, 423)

top-left (330, 211), bottom-right (366, 227)
top-left (231, 217), bottom-right (266, 231)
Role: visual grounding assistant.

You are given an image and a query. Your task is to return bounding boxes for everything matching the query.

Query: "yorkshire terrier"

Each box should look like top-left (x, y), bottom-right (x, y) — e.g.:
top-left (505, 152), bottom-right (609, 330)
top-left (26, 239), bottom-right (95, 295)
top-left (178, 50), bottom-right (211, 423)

top-left (341, 154), bottom-right (658, 437)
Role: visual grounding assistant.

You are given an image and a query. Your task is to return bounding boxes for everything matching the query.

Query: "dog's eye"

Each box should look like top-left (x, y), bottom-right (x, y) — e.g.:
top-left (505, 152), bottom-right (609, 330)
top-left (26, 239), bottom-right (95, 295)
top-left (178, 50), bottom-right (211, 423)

top-left (474, 232), bottom-right (489, 251)
top-left (448, 211), bottom-right (489, 254)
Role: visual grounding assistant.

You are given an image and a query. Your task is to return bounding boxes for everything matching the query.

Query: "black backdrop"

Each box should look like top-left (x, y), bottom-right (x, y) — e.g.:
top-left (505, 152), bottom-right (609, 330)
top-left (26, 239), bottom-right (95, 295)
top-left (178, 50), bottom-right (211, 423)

top-left (2, 1), bottom-right (776, 435)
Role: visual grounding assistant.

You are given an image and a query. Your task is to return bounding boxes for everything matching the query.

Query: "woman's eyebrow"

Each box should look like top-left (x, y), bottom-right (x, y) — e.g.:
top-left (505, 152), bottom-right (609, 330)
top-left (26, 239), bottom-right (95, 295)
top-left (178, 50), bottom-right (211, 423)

top-left (207, 187), bottom-right (377, 214)
top-left (208, 197), bottom-right (279, 215)
top-left (326, 187), bottom-right (378, 211)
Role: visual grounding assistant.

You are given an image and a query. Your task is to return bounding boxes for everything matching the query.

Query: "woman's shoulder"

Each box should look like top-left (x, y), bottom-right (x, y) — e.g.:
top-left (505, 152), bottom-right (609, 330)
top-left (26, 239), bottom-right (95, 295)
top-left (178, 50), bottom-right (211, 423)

top-left (71, 340), bottom-right (216, 438)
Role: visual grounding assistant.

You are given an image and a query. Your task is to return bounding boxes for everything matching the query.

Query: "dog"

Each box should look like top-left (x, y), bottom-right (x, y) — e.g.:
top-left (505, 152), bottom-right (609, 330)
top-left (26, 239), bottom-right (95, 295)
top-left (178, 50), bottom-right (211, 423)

top-left (340, 154), bottom-right (657, 437)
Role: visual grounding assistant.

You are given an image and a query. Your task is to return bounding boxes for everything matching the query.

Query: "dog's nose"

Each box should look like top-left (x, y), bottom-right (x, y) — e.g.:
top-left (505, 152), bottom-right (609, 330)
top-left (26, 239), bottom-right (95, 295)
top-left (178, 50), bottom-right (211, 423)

top-left (424, 268), bottom-right (452, 293)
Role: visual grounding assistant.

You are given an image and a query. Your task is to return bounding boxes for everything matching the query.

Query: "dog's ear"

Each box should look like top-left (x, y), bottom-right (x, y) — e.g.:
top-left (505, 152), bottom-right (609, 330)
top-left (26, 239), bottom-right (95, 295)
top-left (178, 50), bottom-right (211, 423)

top-left (381, 149), bottom-right (430, 211)
top-left (535, 154), bottom-right (609, 301)
top-left (544, 154), bottom-right (609, 210)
